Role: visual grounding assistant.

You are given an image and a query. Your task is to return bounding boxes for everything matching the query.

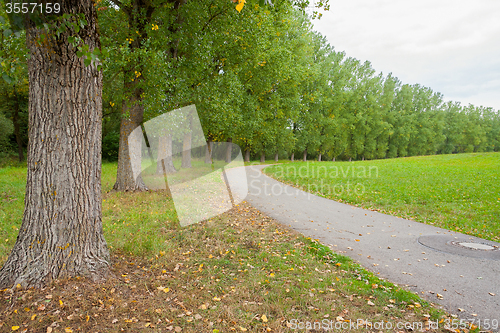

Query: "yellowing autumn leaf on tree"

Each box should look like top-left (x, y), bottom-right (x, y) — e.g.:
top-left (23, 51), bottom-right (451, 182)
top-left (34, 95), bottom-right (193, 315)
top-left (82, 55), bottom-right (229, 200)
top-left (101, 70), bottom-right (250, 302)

top-left (236, 0), bottom-right (245, 12)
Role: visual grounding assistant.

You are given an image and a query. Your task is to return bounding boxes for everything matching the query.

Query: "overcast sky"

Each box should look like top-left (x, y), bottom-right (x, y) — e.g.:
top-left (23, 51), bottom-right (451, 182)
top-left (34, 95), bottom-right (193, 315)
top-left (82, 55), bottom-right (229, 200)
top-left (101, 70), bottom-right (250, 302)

top-left (310, 0), bottom-right (500, 111)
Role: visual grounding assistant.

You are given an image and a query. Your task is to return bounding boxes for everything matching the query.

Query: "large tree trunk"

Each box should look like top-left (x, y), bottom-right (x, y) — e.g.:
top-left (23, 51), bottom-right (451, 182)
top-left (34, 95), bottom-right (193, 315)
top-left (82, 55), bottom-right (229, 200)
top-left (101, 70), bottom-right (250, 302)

top-left (260, 151), bottom-right (265, 163)
top-left (0, 1), bottom-right (110, 289)
top-left (290, 152), bottom-right (294, 161)
top-left (274, 152), bottom-right (279, 162)
top-left (225, 138), bottom-right (232, 163)
top-left (205, 138), bottom-right (213, 164)
top-left (244, 148), bottom-right (250, 162)
top-left (157, 134), bottom-right (176, 174)
top-left (303, 148), bottom-right (307, 161)
top-left (318, 153), bottom-right (322, 162)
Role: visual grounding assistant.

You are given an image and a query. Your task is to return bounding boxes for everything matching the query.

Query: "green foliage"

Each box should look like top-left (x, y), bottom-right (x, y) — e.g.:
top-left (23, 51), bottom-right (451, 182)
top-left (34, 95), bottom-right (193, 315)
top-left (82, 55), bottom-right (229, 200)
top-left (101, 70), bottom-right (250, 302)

top-left (0, 110), bottom-right (13, 153)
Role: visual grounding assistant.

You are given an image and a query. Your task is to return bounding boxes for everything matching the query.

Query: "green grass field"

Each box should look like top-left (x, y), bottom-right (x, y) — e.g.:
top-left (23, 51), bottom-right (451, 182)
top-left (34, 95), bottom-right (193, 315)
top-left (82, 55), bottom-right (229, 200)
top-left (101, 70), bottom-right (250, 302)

top-left (264, 152), bottom-right (500, 242)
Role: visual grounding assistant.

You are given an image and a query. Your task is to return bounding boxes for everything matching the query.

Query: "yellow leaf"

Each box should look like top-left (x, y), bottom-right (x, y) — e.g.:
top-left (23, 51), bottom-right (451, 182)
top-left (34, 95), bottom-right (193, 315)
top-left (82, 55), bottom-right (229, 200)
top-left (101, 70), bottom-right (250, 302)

top-left (261, 314), bottom-right (268, 322)
top-left (239, 327), bottom-right (247, 332)
top-left (65, 328), bottom-right (73, 333)
top-left (59, 300), bottom-right (64, 307)
top-left (11, 327), bottom-right (20, 331)
top-left (213, 296), bottom-right (221, 301)
top-left (235, 0), bottom-right (245, 12)
top-left (31, 314), bottom-right (37, 320)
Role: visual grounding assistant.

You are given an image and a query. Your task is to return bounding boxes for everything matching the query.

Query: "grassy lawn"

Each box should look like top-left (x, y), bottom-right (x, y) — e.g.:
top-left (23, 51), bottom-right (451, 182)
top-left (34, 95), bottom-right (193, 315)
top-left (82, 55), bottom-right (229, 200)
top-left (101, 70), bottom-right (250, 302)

top-left (0, 162), bottom-right (463, 332)
top-left (264, 152), bottom-right (500, 243)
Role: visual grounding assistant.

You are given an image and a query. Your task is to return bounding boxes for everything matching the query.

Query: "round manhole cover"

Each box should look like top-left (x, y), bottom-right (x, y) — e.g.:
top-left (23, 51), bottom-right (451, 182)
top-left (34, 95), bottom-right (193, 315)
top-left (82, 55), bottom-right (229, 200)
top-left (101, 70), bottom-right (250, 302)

top-left (457, 242), bottom-right (495, 250)
top-left (418, 234), bottom-right (500, 260)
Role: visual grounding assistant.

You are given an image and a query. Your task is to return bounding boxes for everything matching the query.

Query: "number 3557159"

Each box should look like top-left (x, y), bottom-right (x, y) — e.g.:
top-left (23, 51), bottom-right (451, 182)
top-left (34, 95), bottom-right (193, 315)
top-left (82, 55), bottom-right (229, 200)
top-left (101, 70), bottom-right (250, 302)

top-left (6, 2), bottom-right (61, 14)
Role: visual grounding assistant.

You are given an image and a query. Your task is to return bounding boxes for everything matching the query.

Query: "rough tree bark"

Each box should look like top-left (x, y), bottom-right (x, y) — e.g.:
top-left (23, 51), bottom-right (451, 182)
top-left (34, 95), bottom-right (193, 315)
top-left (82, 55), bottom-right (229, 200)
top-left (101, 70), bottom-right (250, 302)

top-left (260, 151), bottom-right (265, 163)
top-left (318, 153), bottom-right (322, 162)
top-left (290, 152), bottom-right (294, 162)
top-left (303, 148), bottom-right (307, 161)
top-left (0, 1), bottom-right (110, 289)
top-left (274, 152), bottom-right (278, 162)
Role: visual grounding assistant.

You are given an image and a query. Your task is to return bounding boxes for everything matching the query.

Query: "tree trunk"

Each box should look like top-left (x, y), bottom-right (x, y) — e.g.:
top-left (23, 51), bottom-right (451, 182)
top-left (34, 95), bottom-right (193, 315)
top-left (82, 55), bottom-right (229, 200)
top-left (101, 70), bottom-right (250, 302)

top-left (274, 152), bottom-right (279, 162)
top-left (182, 132), bottom-right (192, 168)
top-left (113, 99), bottom-right (148, 191)
top-left (225, 138), bottom-right (232, 163)
top-left (112, 0), bottom-right (156, 191)
top-left (244, 148), bottom-right (250, 162)
top-left (205, 138), bottom-right (213, 164)
top-left (0, 1), bottom-right (110, 289)
top-left (318, 153), bottom-right (322, 162)
top-left (303, 149), bottom-right (307, 161)
top-left (157, 134), bottom-right (176, 174)
top-left (349, 157), bottom-right (352, 162)
top-left (290, 152), bottom-right (294, 161)
top-left (260, 151), bottom-right (265, 163)
top-left (332, 157), bottom-right (335, 162)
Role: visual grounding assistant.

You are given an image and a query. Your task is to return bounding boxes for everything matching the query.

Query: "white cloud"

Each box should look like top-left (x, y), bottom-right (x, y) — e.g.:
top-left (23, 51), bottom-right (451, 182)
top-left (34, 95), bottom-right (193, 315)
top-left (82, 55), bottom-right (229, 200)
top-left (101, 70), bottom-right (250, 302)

top-left (312, 0), bottom-right (500, 110)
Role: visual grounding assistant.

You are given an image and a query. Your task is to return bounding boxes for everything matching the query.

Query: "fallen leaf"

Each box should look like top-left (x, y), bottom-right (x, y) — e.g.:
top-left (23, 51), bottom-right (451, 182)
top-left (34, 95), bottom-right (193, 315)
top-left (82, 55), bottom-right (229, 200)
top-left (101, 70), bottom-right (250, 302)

top-left (213, 297), bottom-right (221, 301)
top-left (12, 327), bottom-right (20, 331)
top-left (239, 327), bottom-right (247, 332)
top-left (112, 319), bottom-right (118, 324)
top-left (31, 314), bottom-right (37, 320)
top-left (489, 292), bottom-right (496, 296)
top-left (367, 300), bottom-right (375, 306)
top-left (64, 329), bottom-right (73, 333)
top-left (174, 327), bottom-right (182, 332)
top-left (47, 328), bottom-right (53, 333)
top-left (262, 314), bottom-right (268, 322)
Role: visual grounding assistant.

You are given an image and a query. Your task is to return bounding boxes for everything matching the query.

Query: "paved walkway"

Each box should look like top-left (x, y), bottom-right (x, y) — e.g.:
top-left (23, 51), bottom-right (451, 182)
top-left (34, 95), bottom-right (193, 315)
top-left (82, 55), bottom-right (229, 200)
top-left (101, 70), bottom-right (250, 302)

top-left (239, 165), bottom-right (500, 329)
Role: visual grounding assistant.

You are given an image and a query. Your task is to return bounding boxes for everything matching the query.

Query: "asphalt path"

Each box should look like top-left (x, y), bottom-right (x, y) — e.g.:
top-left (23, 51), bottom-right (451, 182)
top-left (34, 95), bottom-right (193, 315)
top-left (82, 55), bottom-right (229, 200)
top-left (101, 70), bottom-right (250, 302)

top-left (237, 164), bottom-right (500, 330)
